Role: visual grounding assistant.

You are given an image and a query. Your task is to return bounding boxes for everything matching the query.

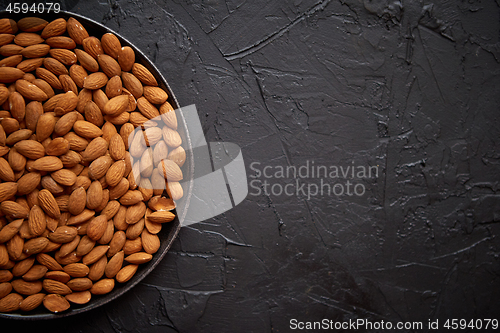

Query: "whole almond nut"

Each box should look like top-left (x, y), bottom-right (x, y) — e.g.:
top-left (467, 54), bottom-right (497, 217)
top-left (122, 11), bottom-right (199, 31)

top-left (22, 265), bottom-right (47, 281)
top-left (86, 215), bottom-right (107, 241)
top-left (32, 156), bottom-right (63, 172)
top-left (45, 137), bottom-right (70, 156)
top-left (19, 293), bottom-right (45, 311)
top-left (20, 44), bottom-right (50, 58)
top-left (36, 253), bottom-right (63, 271)
top-left (0, 157), bottom-right (15, 182)
top-left (59, 74), bottom-right (78, 94)
top-left (66, 18), bottom-right (88, 44)
top-left (159, 102), bottom-right (178, 130)
top-left (75, 48), bottom-right (99, 72)
top-left (0, 54), bottom-right (22, 67)
top-left (1, 201), bottom-right (29, 219)
top-left (103, 94), bottom-right (129, 116)
top-left (67, 277), bottom-right (92, 291)
top-left (104, 250), bottom-right (123, 278)
top-left (132, 63), bottom-right (157, 86)
top-left (143, 86), bottom-right (168, 104)
top-left (15, 79), bottom-right (48, 101)
top-left (14, 32), bottom-right (44, 46)
top-left (63, 263), bottom-right (89, 278)
top-left (89, 278), bottom-right (114, 295)
top-left (84, 101), bottom-right (104, 127)
top-left (41, 18), bottom-right (66, 39)
top-left (11, 279), bottom-right (42, 295)
top-left (32, 79), bottom-right (54, 99)
top-left (58, 234), bottom-right (80, 258)
top-left (82, 245), bottom-right (109, 265)
top-left (161, 126), bottom-right (182, 148)
top-left (28, 205), bottom-right (46, 236)
top-left (6, 234), bottom-right (23, 260)
top-left (0, 67), bottom-right (24, 83)
top-left (36, 112), bottom-right (56, 142)
top-left (36, 67), bottom-right (62, 90)
top-left (46, 36), bottom-right (76, 49)
top-left (166, 181), bottom-right (183, 201)
top-left (43, 293), bottom-right (70, 313)
top-left (0, 219), bottom-right (23, 243)
top-left (45, 271), bottom-right (70, 284)
top-left (42, 279), bottom-right (71, 295)
top-left (9, 91), bottom-right (25, 121)
top-left (97, 54), bottom-right (121, 78)
top-left (101, 33), bottom-right (121, 59)
top-left (43, 57), bottom-right (68, 75)
top-left (37, 189), bottom-right (61, 219)
top-left (115, 264), bottom-right (138, 283)
top-left (48, 226), bottom-right (78, 244)
top-left (106, 160), bottom-right (126, 187)
top-left (81, 137), bottom-right (108, 162)
top-left (121, 72), bottom-right (143, 99)
top-left (0, 269), bottom-right (13, 282)
top-left (69, 64), bottom-right (88, 88)
top-left (73, 120), bottom-right (103, 139)
top-left (82, 37), bottom-right (103, 59)
top-left (49, 48), bottom-right (77, 66)
top-left (18, 17), bottom-right (48, 32)
top-left (16, 172), bottom-right (41, 196)
top-left (6, 129), bottom-right (32, 146)
top-left (65, 290), bottom-right (91, 304)
top-left (105, 75), bottom-right (122, 99)
top-left (0, 292), bottom-right (23, 312)
top-left (83, 72), bottom-right (108, 90)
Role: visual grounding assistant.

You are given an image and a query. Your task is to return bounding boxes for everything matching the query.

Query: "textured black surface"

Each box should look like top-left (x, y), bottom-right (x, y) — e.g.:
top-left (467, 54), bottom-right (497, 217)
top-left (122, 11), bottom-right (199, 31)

top-left (1, 0), bottom-right (500, 332)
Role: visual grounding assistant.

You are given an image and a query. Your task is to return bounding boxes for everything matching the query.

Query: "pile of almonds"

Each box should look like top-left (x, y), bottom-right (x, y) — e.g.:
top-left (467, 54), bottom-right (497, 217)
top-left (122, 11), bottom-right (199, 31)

top-left (0, 16), bottom-right (186, 314)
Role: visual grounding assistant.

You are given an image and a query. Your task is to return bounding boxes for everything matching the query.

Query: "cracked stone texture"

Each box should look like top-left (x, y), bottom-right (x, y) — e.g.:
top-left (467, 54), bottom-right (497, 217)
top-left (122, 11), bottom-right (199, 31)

top-left (2, 0), bottom-right (500, 332)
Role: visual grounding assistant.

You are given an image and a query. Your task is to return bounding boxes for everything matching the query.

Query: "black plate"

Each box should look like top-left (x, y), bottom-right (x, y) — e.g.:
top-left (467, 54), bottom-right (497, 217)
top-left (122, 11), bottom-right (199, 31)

top-left (0, 11), bottom-right (193, 320)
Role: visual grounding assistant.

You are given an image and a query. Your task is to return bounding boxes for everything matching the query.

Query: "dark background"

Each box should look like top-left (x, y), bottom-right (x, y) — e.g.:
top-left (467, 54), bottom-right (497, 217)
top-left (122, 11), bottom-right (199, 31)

top-left (1, 0), bottom-right (500, 332)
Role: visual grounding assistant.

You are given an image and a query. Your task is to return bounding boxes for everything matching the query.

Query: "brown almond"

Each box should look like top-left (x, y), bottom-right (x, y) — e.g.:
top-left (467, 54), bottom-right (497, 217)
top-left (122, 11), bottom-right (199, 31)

top-left (86, 181), bottom-right (103, 211)
top-left (20, 44), bottom-right (50, 58)
top-left (82, 245), bottom-right (109, 266)
top-left (142, 229), bottom-right (161, 254)
top-left (59, 74), bottom-right (78, 94)
top-left (18, 17), bottom-right (48, 32)
top-left (88, 155), bottom-right (113, 180)
top-left (46, 36), bottom-right (76, 49)
top-left (28, 205), bottom-right (46, 236)
top-left (104, 250), bottom-right (123, 278)
top-left (41, 18), bottom-right (66, 39)
top-left (32, 156), bottom-right (63, 172)
top-left (42, 279), bottom-right (71, 295)
top-left (19, 293), bottom-right (45, 311)
top-left (159, 102), bottom-right (178, 130)
top-left (69, 64), bottom-right (88, 88)
top-left (67, 277), bottom-right (92, 291)
top-left (66, 18), bottom-right (88, 44)
top-left (64, 132), bottom-right (89, 152)
top-left (89, 278), bottom-right (114, 295)
top-left (32, 79), bottom-right (54, 99)
top-left (36, 253), bottom-right (63, 271)
top-left (115, 264), bottom-right (138, 283)
top-left (48, 226), bottom-right (77, 244)
top-left (1, 201), bottom-right (29, 219)
top-left (105, 75), bottom-right (122, 99)
top-left (0, 157), bottom-right (15, 182)
top-left (11, 279), bottom-right (42, 295)
top-left (161, 126), bottom-right (182, 148)
top-left (143, 86), bottom-right (168, 104)
top-left (86, 215), bottom-right (107, 241)
top-left (103, 94), bottom-right (129, 117)
top-left (101, 33), bottom-right (121, 59)
top-left (81, 137), bottom-right (108, 162)
top-left (15, 79), bottom-right (48, 101)
top-left (73, 120), bottom-right (103, 139)
top-left (121, 72), bottom-right (143, 99)
top-left (14, 32), bottom-right (44, 46)
top-left (106, 160), bottom-right (126, 187)
top-left (68, 187), bottom-right (86, 216)
top-left (0, 219), bottom-right (23, 243)
top-left (36, 112), bottom-right (56, 142)
top-left (84, 101), bottom-right (104, 127)
top-left (65, 290), bottom-right (91, 304)
top-left (0, 292), bottom-right (23, 312)
top-left (43, 293), bottom-right (70, 313)
top-left (37, 189), bottom-right (61, 219)
top-left (75, 235), bottom-right (96, 257)
top-left (16, 172), bottom-right (41, 195)
top-left (97, 54), bottom-right (121, 78)
top-left (166, 181), bottom-right (183, 200)
top-left (43, 57), bottom-right (68, 75)
top-left (0, 67), bottom-right (24, 83)
top-left (63, 263), bottom-right (89, 278)
top-left (45, 137), bottom-right (70, 156)
top-left (82, 37), bottom-right (103, 59)
top-left (22, 265), bottom-right (48, 281)
top-left (36, 67), bottom-right (62, 90)
top-left (158, 159), bottom-right (183, 182)
top-left (0, 44), bottom-right (23, 57)
top-left (83, 72), bottom-right (108, 90)
top-left (132, 63), bottom-right (158, 86)
top-left (49, 48), bottom-right (77, 66)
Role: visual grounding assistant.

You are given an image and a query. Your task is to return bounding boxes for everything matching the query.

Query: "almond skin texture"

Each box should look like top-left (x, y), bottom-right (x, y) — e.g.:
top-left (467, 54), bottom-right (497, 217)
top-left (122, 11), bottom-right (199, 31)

top-left (43, 293), bottom-right (70, 313)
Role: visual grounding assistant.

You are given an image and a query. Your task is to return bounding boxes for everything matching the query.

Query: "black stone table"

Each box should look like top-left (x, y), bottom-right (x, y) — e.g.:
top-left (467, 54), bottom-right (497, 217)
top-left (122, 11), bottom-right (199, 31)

top-left (1, 0), bottom-right (499, 332)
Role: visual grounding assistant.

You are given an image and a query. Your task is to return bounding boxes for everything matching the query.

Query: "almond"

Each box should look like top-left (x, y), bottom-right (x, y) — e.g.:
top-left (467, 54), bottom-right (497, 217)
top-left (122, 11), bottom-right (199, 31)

top-left (20, 44), bottom-right (50, 58)
top-left (0, 44), bottom-right (23, 57)
top-left (83, 72), bottom-right (108, 90)
top-left (18, 57), bottom-right (44, 71)
top-left (0, 292), bottom-right (23, 312)
top-left (32, 156), bottom-right (63, 172)
top-left (166, 181), bottom-right (183, 200)
top-left (32, 79), bottom-right (54, 99)
top-left (67, 277), bottom-right (92, 291)
top-left (89, 278), bottom-right (114, 294)
top-left (106, 160), bottom-right (126, 187)
top-left (17, 17), bottom-right (48, 32)
top-left (125, 202), bottom-right (147, 225)
top-left (48, 226), bottom-right (77, 244)
top-left (0, 67), bottom-right (24, 83)
top-left (36, 112), bottom-right (56, 142)
top-left (43, 293), bottom-right (70, 313)
top-left (66, 18), bottom-right (88, 45)
top-left (105, 75), bottom-right (122, 98)
top-left (143, 86), bottom-right (168, 104)
top-left (0, 182), bottom-right (18, 202)
top-left (37, 189), bottom-right (61, 219)
top-left (136, 97), bottom-right (159, 119)
top-left (63, 263), bottom-right (89, 278)
top-left (115, 264), bottom-right (138, 283)
top-left (132, 63), bottom-right (158, 86)
top-left (8, 147), bottom-right (26, 171)
top-left (5, 128), bottom-right (31, 146)
top-left (19, 293), bottom-right (45, 311)
top-left (22, 265), bottom-right (47, 281)
top-left (82, 37), bottom-right (103, 59)
top-left (14, 79), bottom-right (47, 101)
top-left (14, 32), bottom-right (44, 47)
top-left (41, 18), bottom-right (67, 39)
top-left (11, 279), bottom-right (42, 295)
top-left (75, 48), bottom-right (99, 72)
top-left (64, 132), bottom-right (89, 151)
top-left (82, 245), bottom-right (109, 265)
top-left (81, 137), bottom-right (108, 162)
top-left (0, 219), bottom-right (23, 243)
top-left (46, 36), bottom-right (76, 49)
top-left (6, 234), bottom-right (23, 260)
top-left (101, 33), bottom-right (121, 59)
top-left (84, 100), bottom-right (104, 127)
top-left (65, 290), bottom-right (91, 304)
top-left (97, 54), bottom-right (121, 78)
top-left (119, 190), bottom-right (143, 206)
top-left (104, 250), bottom-right (123, 278)
top-left (168, 146), bottom-right (186, 167)
top-left (0, 157), bottom-right (15, 182)
top-left (36, 67), bottom-right (62, 90)
top-left (68, 187), bottom-right (86, 216)
top-left (0, 34), bottom-right (15, 46)
top-left (45, 137), bottom-right (70, 156)
top-left (142, 229), bottom-right (160, 254)
top-left (16, 172), bottom-right (41, 195)
top-left (28, 205), bottom-right (46, 236)
top-left (43, 271), bottom-right (69, 283)
top-left (161, 126), bottom-right (182, 148)
top-left (49, 48), bottom-right (77, 66)
top-left (86, 215), bottom-right (108, 242)
top-left (36, 253), bottom-right (63, 271)
top-left (87, 181), bottom-right (103, 211)
top-left (121, 72), bottom-right (143, 99)
top-left (103, 94), bottom-right (129, 116)
top-left (146, 210), bottom-right (175, 224)
top-left (59, 74), bottom-right (78, 94)
top-left (69, 64), bottom-right (88, 88)
top-left (158, 159), bottom-right (183, 182)
top-left (73, 120), bottom-right (103, 139)
top-left (159, 102), bottom-right (178, 130)
top-left (109, 133), bottom-right (125, 160)
top-left (42, 279), bottom-right (72, 295)
top-left (1, 201), bottom-right (29, 219)
top-left (0, 54), bottom-right (22, 67)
